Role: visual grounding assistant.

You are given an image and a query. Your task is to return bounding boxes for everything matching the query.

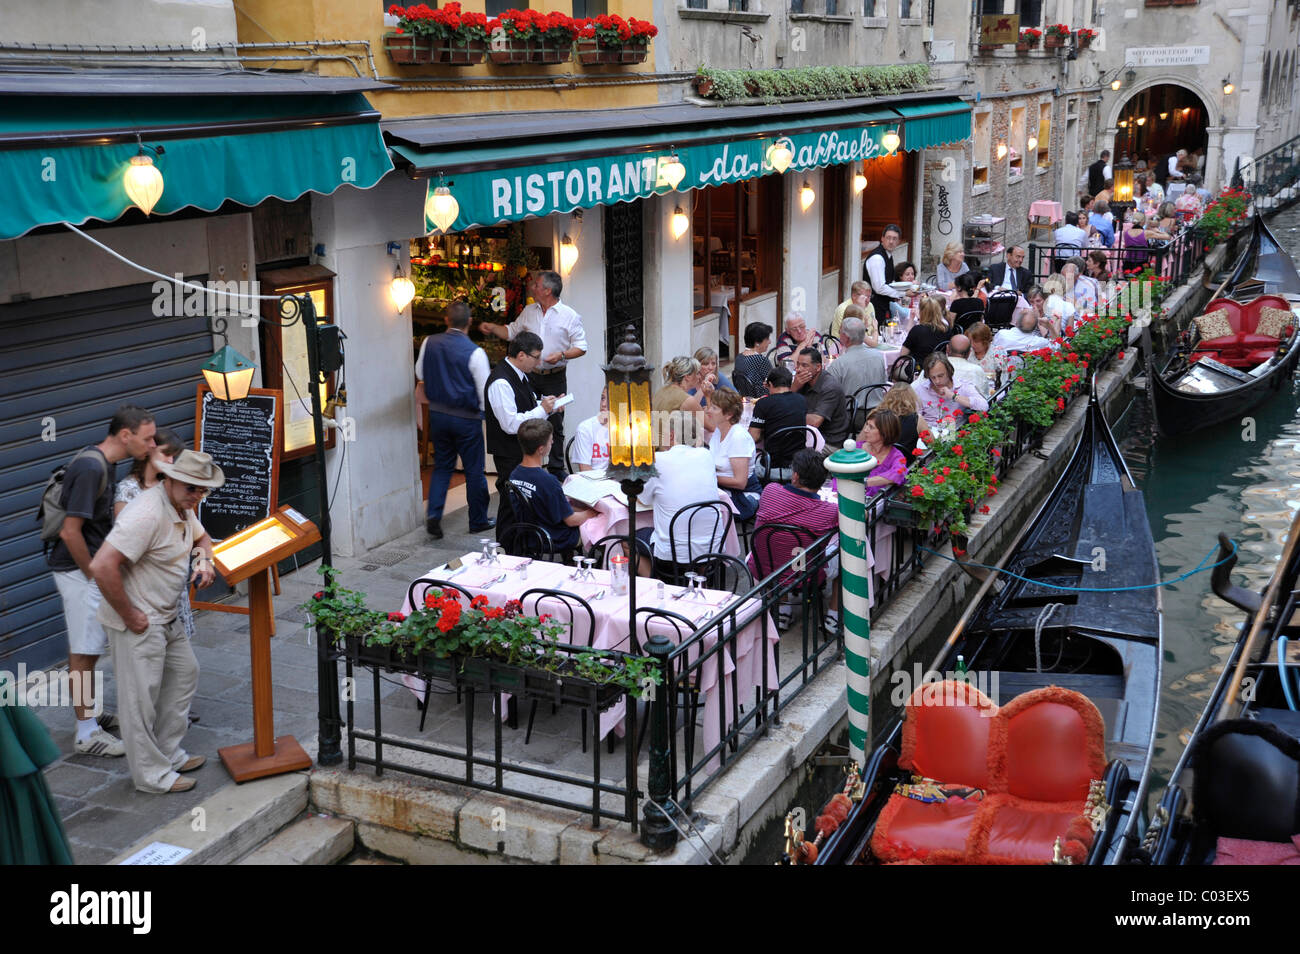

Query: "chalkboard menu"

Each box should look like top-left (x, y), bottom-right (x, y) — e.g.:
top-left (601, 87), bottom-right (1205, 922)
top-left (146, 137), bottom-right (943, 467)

top-left (195, 386), bottom-right (282, 543)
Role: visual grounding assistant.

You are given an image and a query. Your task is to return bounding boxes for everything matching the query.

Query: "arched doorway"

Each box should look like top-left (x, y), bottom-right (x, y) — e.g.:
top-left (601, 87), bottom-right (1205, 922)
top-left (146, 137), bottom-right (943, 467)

top-left (1113, 83), bottom-right (1209, 178)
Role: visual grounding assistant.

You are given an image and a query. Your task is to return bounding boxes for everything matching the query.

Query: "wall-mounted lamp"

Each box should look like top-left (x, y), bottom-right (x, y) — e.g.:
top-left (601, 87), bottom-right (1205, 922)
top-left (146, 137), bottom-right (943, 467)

top-left (853, 172), bottom-right (868, 194)
top-left (800, 181), bottom-right (815, 211)
top-left (387, 241), bottom-right (414, 312)
top-left (1118, 119), bottom-right (1129, 128)
top-left (881, 129), bottom-right (901, 155)
top-left (1026, 135), bottom-right (1038, 153)
top-left (560, 234), bottom-right (579, 273)
top-left (1111, 77), bottom-right (1122, 91)
top-left (1159, 111), bottom-right (1169, 121)
top-left (670, 205), bottom-right (689, 239)
top-left (1135, 116), bottom-right (1147, 126)
top-left (1222, 77), bottom-right (1234, 95)
top-left (996, 141), bottom-right (1008, 161)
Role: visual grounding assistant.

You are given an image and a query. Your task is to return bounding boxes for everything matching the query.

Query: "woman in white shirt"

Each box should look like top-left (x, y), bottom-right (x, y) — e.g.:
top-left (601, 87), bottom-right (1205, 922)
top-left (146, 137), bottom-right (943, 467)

top-left (637, 440), bottom-right (724, 576)
top-left (1041, 275), bottom-right (1077, 335)
top-left (703, 387), bottom-right (761, 520)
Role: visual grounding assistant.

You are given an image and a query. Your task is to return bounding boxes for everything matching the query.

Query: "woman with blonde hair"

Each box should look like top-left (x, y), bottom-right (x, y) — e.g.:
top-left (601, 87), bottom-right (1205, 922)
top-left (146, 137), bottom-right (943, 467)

top-left (899, 295), bottom-right (951, 359)
top-left (688, 345), bottom-right (734, 407)
top-left (935, 242), bottom-right (969, 291)
top-left (966, 321), bottom-right (999, 379)
top-left (652, 355), bottom-right (706, 444)
top-left (877, 382), bottom-right (921, 456)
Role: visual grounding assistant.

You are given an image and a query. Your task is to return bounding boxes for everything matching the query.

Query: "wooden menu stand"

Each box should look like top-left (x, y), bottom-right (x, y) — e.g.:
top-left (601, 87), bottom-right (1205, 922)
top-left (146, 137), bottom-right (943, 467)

top-left (212, 506), bottom-right (321, 782)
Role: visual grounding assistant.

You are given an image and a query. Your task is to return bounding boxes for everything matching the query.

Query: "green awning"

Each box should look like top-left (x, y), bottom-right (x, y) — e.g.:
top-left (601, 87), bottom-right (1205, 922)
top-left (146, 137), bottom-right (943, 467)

top-left (894, 98), bottom-right (971, 151)
top-left (0, 93), bottom-right (393, 241)
top-left (394, 107), bottom-right (902, 232)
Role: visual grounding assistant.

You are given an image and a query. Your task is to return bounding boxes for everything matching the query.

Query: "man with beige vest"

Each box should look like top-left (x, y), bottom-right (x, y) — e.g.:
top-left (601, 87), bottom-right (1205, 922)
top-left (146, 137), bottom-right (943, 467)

top-left (91, 450), bottom-right (221, 794)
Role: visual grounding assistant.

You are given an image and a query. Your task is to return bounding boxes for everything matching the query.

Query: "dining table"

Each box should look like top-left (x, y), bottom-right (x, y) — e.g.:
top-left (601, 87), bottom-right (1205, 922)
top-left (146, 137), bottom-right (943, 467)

top-left (399, 552), bottom-right (779, 773)
top-left (561, 473), bottom-right (744, 556)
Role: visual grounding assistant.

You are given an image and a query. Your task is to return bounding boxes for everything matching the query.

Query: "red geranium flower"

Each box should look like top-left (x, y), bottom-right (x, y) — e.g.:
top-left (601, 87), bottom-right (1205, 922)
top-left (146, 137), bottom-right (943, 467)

top-left (942, 467), bottom-right (950, 476)
top-left (992, 447), bottom-right (1002, 457)
top-left (952, 548), bottom-right (967, 557)
top-left (387, 612), bottom-right (406, 622)
top-left (935, 475), bottom-right (946, 485)
top-left (911, 485), bottom-right (925, 497)
top-left (470, 594), bottom-right (490, 609)
top-left (968, 413), bottom-right (981, 423)
top-left (979, 504), bottom-right (990, 514)
top-left (920, 467), bottom-right (930, 475)
top-left (313, 591), bottom-right (325, 600)
top-left (912, 448), bottom-right (925, 457)
top-left (952, 444), bottom-right (964, 455)
top-left (959, 461), bottom-right (969, 471)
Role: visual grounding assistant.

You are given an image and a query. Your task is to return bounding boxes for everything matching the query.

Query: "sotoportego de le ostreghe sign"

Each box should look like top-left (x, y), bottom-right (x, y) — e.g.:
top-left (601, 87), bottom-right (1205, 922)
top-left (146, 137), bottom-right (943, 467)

top-left (427, 123), bottom-right (899, 232)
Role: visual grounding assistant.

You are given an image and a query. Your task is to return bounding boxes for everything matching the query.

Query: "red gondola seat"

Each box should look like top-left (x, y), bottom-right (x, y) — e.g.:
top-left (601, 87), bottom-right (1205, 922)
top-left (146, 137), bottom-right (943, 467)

top-left (1191, 295), bottom-right (1294, 369)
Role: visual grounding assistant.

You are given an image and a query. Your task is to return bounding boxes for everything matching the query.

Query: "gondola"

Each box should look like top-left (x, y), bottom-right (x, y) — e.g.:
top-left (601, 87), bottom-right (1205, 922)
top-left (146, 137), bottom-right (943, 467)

top-left (782, 386), bottom-right (1162, 865)
top-left (1145, 214), bottom-right (1300, 437)
top-left (1142, 507), bottom-right (1300, 866)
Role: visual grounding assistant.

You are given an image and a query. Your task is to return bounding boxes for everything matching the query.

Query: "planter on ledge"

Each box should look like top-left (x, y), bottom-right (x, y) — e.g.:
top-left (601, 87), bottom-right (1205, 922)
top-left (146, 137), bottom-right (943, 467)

top-left (435, 39), bottom-right (487, 65)
top-left (528, 38), bottom-right (573, 64)
top-left (576, 40), bottom-right (649, 65)
top-left (1044, 34), bottom-right (1066, 48)
top-left (384, 32), bottom-right (433, 64)
top-left (488, 37), bottom-right (532, 64)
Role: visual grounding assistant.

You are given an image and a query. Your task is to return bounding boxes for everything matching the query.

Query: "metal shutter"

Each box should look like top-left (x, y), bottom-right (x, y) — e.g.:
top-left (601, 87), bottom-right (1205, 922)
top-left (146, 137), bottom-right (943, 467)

top-left (0, 280), bottom-right (212, 670)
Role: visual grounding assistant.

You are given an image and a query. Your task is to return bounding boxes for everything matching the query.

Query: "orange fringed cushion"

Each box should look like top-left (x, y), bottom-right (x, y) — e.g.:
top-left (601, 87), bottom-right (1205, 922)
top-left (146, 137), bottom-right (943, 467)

top-left (898, 679), bottom-right (996, 790)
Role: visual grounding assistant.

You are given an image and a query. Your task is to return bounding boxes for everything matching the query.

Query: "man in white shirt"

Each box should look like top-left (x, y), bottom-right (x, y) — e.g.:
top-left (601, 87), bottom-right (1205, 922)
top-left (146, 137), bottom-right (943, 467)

top-left (863, 225), bottom-right (904, 329)
top-left (485, 332), bottom-right (558, 542)
top-left (946, 334), bottom-right (990, 400)
top-left (481, 270), bottom-right (587, 479)
top-left (1168, 150), bottom-right (1187, 181)
top-left (637, 434), bottom-right (724, 575)
top-left (992, 310), bottom-right (1058, 366)
top-left (415, 301), bottom-right (492, 538)
top-left (1053, 211), bottom-right (1089, 250)
top-left (572, 388), bottom-right (611, 472)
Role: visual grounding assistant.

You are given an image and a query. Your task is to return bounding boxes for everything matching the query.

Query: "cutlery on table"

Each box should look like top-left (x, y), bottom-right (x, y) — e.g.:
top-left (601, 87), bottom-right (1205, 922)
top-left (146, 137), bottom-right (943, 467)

top-left (484, 573), bottom-right (508, 586)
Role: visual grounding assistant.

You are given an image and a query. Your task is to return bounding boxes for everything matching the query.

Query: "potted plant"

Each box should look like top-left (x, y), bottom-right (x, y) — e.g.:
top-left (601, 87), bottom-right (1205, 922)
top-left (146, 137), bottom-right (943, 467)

top-left (428, 2), bottom-right (490, 64)
top-left (1044, 23), bottom-right (1071, 48)
top-left (487, 9), bottom-right (536, 64)
top-left (384, 4), bottom-right (436, 64)
top-left (575, 14), bottom-right (657, 65)
top-left (1017, 27), bottom-right (1041, 51)
top-left (1075, 27), bottom-right (1097, 49)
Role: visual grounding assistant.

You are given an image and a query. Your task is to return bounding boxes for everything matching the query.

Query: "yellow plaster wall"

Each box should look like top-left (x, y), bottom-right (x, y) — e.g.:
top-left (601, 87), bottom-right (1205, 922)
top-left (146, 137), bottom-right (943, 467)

top-left (234, 0), bottom-right (661, 119)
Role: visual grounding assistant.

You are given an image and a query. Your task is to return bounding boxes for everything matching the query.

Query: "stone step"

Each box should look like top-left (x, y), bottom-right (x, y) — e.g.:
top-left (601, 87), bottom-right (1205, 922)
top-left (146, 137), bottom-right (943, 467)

top-left (237, 814), bottom-right (354, 865)
top-left (110, 773), bottom-right (309, 866)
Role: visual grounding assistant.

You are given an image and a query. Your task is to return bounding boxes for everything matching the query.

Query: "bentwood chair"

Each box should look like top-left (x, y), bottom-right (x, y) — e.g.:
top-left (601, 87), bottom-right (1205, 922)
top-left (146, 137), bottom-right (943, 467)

top-left (984, 288), bottom-right (1019, 329)
top-left (586, 532), bottom-right (653, 573)
top-left (848, 383), bottom-right (892, 435)
top-left (631, 605), bottom-right (702, 765)
top-left (502, 482), bottom-right (562, 562)
top-left (404, 577), bottom-right (476, 732)
top-left (519, 587), bottom-right (599, 752)
top-left (687, 552), bottom-right (753, 595)
top-left (750, 522), bottom-right (832, 633)
top-left (664, 501), bottom-right (735, 586)
top-left (755, 425), bottom-right (824, 485)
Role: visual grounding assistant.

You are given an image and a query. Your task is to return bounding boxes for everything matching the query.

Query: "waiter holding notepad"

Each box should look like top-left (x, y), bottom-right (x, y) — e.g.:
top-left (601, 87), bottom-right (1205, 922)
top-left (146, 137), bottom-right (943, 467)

top-left (481, 270), bottom-right (587, 480)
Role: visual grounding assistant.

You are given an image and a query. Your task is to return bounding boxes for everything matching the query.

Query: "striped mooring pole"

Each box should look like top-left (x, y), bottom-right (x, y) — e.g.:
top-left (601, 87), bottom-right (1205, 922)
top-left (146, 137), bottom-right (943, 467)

top-left (824, 442), bottom-right (877, 766)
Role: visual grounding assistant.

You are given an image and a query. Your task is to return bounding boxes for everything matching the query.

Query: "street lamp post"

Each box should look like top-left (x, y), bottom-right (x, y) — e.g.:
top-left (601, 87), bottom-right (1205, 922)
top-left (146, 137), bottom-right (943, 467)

top-left (203, 293), bottom-right (343, 766)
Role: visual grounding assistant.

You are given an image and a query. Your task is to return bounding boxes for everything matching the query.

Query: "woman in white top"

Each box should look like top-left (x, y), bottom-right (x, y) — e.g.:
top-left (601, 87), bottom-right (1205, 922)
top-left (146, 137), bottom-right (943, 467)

top-left (703, 388), bottom-right (761, 521)
top-left (935, 242), bottom-right (970, 292)
top-left (1060, 256), bottom-right (1098, 316)
top-left (1041, 275), bottom-right (1077, 335)
top-left (636, 441), bottom-right (724, 576)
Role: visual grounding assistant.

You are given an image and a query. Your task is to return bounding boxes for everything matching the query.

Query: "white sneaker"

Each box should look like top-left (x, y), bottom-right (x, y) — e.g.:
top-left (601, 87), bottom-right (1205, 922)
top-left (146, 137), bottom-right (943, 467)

top-left (75, 728), bottom-right (125, 758)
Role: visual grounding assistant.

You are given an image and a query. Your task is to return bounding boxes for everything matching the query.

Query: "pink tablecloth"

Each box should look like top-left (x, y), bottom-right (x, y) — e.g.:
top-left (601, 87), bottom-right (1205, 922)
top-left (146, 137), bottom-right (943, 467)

top-left (1029, 200), bottom-right (1063, 222)
top-left (401, 553), bottom-right (778, 772)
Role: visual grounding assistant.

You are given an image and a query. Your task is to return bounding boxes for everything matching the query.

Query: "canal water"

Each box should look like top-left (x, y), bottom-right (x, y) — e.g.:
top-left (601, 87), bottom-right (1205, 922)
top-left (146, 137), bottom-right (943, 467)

top-left (1118, 201), bottom-right (1300, 792)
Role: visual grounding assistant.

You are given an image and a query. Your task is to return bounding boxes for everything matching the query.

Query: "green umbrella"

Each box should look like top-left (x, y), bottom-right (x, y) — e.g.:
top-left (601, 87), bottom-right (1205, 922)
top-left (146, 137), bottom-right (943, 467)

top-left (1, 675), bottom-right (74, 864)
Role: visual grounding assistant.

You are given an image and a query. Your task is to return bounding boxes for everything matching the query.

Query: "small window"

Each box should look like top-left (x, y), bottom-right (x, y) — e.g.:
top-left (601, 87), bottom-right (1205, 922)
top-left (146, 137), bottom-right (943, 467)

top-left (487, 0), bottom-right (528, 15)
top-left (573, 0), bottom-right (607, 15)
top-left (1009, 106), bottom-right (1026, 180)
top-left (900, 0), bottom-right (913, 17)
top-left (863, 0), bottom-right (877, 14)
top-left (972, 110), bottom-right (991, 189)
top-left (1037, 102), bottom-right (1052, 169)
top-left (1019, 0), bottom-right (1042, 27)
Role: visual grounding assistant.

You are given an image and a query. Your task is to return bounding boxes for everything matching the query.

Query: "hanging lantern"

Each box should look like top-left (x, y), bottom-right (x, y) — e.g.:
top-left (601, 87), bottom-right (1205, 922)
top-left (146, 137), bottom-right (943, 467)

top-left (767, 139), bottom-right (794, 174)
top-left (1222, 77), bottom-right (1234, 95)
top-left (853, 172), bottom-right (867, 194)
top-left (881, 128), bottom-right (901, 155)
top-left (124, 153), bottom-right (164, 216)
top-left (1135, 116), bottom-right (1147, 126)
top-left (1159, 111), bottom-right (1169, 121)
top-left (201, 345), bottom-right (257, 402)
top-left (800, 181), bottom-right (815, 211)
top-left (426, 178), bottom-right (460, 233)
top-left (670, 205), bottom-right (689, 239)
top-left (390, 272), bottom-right (415, 311)
top-left (603, 325), bottom-right (657, 475)
top-left (660, 152), bottom-right (686, 190)
top-left (1110, 77), bottom-right (1122, 91)
top-left (560, 234), bottom-right (579, 273)
top-left (1118, 119), bottom-right (1129, 128)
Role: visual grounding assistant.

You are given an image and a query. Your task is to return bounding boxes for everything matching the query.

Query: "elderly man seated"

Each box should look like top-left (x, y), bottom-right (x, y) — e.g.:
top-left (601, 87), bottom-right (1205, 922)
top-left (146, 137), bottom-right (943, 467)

top-left (911, 353), bottom-right (989, 426)
top-left (946, 334), bottom-right (990, 400)
top-left (992, 309), bottom-right (1058, 371)
top-left (773, 312), bottom-right (823, 367)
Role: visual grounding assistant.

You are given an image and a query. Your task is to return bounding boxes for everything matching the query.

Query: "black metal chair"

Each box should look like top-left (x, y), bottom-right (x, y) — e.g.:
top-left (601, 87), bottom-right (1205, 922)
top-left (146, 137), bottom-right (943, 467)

top-left (563, 435), bottom-right (578, 475)
top-left (984, 288), bottom-right (1019, 329)
top-left (501, 482), bottom-right (562, 561)
top-left (821, 336), bottom-right (843, 361)
top-left (405, 577), bottom-right (476, 732)
top-left (755, 425), bottom-right (824, 485)
top-left (889, 354), bottom-right (918, 382)
top-left (586, 532), bottom-right (653, 572)
top-left (663, 501), bottom-right (735, 586)
top-left (631, 605), bottom-right (702, 765)
top-left (519, 587), bottom-right (600, 752)
top-left (750, 522), bottom-right (831, 632)
top-left (848, 383), bottom-right (892, 435)
top-left (687, 552), bottom-right (753, 595)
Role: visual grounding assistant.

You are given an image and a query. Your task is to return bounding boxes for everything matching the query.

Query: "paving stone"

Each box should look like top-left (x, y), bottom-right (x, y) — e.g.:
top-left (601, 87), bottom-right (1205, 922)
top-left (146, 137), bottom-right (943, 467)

top-left (64, 806), bottom-right (168, 847)
top-left (44, 761), bottom-right (118, 798)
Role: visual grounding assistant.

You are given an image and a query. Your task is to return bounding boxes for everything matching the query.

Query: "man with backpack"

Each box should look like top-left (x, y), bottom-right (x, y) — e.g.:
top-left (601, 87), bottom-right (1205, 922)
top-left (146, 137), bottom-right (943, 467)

top-left (44, 405), bottom-right (156, 757)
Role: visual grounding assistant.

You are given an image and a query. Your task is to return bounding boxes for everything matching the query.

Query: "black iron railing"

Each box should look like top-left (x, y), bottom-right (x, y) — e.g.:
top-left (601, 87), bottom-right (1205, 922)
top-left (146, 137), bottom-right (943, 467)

top-left (1242, 134), bottom-right (1300, 210)
top-left (1028, 225), bottom-right (1206, 308)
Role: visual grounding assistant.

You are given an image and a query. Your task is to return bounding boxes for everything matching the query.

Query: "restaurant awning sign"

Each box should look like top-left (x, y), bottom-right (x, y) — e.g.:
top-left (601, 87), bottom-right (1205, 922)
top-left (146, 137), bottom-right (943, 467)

top-left (980, 14), bottom-right (1019, 45)
top-left (421, 122), bottom-right (898, 232)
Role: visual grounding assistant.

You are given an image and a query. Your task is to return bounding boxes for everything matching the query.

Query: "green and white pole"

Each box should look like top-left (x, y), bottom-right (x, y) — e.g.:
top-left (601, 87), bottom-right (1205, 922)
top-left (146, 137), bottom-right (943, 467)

top-left (824, 441), bottom-right (877, 767)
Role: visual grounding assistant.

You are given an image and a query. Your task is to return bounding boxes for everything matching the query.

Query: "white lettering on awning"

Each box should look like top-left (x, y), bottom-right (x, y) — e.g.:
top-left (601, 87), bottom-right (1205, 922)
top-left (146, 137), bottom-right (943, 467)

top-left (608, 162), bottom-right (623, 199)
top-left (547, 170), bottom-right (565, 207)
top-left (492, 179), bottom-right (511, 220)
top-left (587, 165), bottom-right (602, 202)
top-left (525, 173), bottom-right (545, 213)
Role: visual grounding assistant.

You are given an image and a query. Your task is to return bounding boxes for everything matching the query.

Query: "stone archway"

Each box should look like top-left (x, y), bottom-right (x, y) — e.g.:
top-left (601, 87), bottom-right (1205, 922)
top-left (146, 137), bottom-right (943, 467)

top-left (1104, 78), bottom-right (1220, 189)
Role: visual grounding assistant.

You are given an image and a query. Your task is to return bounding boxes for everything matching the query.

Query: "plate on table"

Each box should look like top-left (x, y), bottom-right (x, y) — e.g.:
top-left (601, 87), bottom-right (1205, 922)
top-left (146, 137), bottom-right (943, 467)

top-left (889, 281), bottom-right (917, 294)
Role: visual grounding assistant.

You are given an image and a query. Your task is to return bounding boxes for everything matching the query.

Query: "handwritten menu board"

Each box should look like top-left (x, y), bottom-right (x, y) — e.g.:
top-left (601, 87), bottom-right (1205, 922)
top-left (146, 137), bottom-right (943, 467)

top-left (195, 386), bottom-right (282, 543)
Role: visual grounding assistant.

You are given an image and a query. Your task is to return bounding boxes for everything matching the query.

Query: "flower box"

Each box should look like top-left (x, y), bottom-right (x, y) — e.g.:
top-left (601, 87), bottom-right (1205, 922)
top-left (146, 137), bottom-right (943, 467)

top-left (488, 37), bottom-right (532, 64)
top-left (384, 31), bottom-right (433, 64)
top-left (1015, 42), bottom-right (1032, 52)
top-left (434, 39), bottom-right (487, 65)
top-left (883, 494), bottom-right (922, 528)
top-left (528, 38), bottom-right (572, 64)
top-left (576, 39), bottom-right (649, 65)
top-left (1044, 34), bottom-right (1066, 48)
top-left (694, 76), bottom-right (715, 97)
top-left (524, 664), bottom-right (624, 709)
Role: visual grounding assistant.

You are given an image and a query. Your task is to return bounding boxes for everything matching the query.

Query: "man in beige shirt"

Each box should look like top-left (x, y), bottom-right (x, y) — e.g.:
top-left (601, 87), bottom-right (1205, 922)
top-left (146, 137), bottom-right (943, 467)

top-left (92, 450), bottom-right (220, 794)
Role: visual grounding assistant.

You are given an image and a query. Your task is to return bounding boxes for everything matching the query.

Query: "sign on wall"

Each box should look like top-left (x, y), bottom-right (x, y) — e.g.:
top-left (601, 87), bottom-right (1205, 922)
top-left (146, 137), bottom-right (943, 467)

top-left (1124, 46), bottom-right (1211, 68)
top-left (980, 14), bottom-right (1020, 45)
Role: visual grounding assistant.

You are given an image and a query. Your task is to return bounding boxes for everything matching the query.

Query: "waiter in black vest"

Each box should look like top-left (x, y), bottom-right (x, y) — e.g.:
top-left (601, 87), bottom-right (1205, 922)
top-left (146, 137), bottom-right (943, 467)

top-left (863, 224), bottom-right (903, 330)
top-left (1087, 149), bottom-right (1110, 199)
top-left (485, 332), bottom-right (556, 544)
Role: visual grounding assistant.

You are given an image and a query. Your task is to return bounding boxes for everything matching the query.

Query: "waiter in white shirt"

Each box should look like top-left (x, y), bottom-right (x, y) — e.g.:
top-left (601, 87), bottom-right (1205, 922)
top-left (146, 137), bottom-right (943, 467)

top-left (484, 332), bottom-right (556, 543)
top-left (482, 270), bottom-right (587, 480)
top-left (863, 224), bottom-right (904, 330)
top-left (1167, 149), bottom-right (1187, 181)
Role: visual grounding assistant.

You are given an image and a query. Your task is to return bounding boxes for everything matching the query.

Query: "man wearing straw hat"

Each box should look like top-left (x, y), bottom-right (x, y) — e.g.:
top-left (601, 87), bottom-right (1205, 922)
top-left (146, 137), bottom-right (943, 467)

top-left (91, 450), bottom-right (222, 794)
